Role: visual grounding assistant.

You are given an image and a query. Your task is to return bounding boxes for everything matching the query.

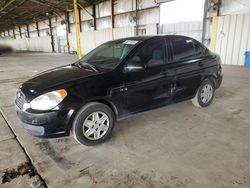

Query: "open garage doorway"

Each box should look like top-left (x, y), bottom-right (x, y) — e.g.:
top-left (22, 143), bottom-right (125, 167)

top-left (159, 0), bottom-right (205, 41)
top-left (56, 22), bottom-right (69, 53)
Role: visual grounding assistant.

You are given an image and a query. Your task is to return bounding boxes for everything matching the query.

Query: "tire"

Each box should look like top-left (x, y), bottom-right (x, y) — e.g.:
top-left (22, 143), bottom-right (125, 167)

top-left (72, 102), bottom-right (115, 146)
top-left (192, 79), bottom-right (215, 107)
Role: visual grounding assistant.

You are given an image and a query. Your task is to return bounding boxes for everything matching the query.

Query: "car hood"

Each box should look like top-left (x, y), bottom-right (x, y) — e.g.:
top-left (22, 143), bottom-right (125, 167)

top-left (20, 64), bottom-right (99, 100)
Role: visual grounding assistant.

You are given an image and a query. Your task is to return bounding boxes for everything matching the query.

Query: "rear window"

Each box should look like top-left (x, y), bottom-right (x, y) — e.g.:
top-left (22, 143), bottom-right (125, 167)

top-left (171, 37), bottom-right (196, 61)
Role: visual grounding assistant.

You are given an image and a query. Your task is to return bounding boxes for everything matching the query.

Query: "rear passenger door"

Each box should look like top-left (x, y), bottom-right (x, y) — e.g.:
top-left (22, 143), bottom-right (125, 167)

top-left (123, 38), bottom-right (175, 114)
top-left (169, 37), bottom-right (206, 102)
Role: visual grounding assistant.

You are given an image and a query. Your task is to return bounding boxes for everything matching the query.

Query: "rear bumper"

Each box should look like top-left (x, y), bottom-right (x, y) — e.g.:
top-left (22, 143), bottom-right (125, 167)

top-left (16, 106), bottom-right (74, 138)
top-left (216, 74), bottom-right (223, 89)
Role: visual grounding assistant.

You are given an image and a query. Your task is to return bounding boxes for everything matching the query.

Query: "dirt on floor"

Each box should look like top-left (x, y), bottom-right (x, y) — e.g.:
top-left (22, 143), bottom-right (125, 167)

top-left (0, 53), bottom-right (250, 188)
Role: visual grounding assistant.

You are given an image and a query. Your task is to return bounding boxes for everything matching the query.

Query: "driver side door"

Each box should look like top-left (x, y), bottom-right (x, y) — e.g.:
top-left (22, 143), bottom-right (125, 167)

top-left (122, 39), bottom-right (175, 115)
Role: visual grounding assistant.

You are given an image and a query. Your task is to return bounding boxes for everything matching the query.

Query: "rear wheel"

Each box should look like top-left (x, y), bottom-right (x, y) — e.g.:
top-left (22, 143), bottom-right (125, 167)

top-left (72, 102), bottom-right (115, 146)
top-left (192, 79), bottom-right (215, 107)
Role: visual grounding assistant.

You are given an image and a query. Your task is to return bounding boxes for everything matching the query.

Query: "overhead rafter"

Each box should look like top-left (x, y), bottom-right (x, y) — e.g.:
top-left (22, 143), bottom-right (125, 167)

top-left (0, 0), bottom-right (16, 13)
top-left (0, 0), bottom-right (102, 32)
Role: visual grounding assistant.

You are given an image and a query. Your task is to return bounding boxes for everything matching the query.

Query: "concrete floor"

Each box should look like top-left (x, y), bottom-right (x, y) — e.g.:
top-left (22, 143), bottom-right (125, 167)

top-left (0, 52), bottom-right (250, 188)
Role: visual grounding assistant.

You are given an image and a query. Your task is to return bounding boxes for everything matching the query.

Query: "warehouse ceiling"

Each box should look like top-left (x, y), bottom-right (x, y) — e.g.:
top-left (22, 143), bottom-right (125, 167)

top-left (0, 0), bottom-right (101, 32)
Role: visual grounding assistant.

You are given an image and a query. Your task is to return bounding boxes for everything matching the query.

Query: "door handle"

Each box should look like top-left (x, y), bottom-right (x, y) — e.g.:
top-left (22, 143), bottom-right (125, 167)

top-left (198, 62), bottom-right (204, 67)
top-left (120, 87), bottom-right (128, 92)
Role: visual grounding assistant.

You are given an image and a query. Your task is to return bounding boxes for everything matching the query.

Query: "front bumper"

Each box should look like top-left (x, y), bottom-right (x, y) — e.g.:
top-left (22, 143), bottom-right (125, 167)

top-left (16, 106), bottom-right (74, 138)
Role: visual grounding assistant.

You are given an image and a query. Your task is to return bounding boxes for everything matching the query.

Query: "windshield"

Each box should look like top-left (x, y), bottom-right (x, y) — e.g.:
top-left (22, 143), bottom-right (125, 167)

top-left (79, 39), bottom-right (139, 71)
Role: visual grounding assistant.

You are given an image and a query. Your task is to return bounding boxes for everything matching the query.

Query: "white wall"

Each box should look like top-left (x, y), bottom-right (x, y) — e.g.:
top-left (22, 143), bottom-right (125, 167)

top-left (95, 0), bottom-right (159, 30)
top-left (215, 13), bottom-right (250, 65)
top-left (113, 26), bottom-right (135, 39)
top-left (161, 21), bottom-right (203, 42)
top-left (1, 36), bottom-right (52, 52)
top-left (221, 0), bottom-right (250, 15)
top-left (0, 0), bottom-right (159, 53)
top-left (146, 24), bottom-right (158, 35)
top-left (69, 26), bottom-right (136, 55)
top-left (160, 0), bottom-right (204, 24)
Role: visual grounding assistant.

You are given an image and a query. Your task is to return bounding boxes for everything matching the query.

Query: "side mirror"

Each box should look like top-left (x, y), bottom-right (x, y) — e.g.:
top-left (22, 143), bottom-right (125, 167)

top-left (124, 56), bottom-right (145, 73)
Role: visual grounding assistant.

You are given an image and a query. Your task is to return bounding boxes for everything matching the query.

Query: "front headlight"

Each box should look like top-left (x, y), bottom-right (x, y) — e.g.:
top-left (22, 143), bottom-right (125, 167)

top-left (30, 89), bottom-right (67, 110)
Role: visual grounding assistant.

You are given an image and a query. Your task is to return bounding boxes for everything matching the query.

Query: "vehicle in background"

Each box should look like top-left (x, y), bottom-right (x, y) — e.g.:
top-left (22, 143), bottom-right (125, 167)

top-left (0, 44), bottom-right (13, 55)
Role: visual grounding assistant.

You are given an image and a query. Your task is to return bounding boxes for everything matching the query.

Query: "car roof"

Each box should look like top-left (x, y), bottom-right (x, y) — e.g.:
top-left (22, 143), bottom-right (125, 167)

top-left (112, 35), bottom-right (194, 42)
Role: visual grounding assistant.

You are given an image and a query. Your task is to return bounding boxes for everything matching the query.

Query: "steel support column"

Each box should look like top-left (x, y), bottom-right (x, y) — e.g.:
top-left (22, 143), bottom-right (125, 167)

top-left (49, 18), bottom-right (55, 52)
top-left (65, 13), bottom-right (70, 53)
top-left (26, 24), bottom-right (30, 38)
top-left (66, 12), bottom-right (71, 33)
top-left (73, 0), bottom-right (82, 59)
top-left (19, 26), bottom-right (22, 38)
top-left (110, 0), bottom-right (114, 39)
top-left (202, 0), bottom-right (209, 44)
top-left (36, 22), bottom-right (40, 37)
top-left (92, 4), bottom-right (97, 30)
top-left (210, 0), bottom-right (219, 52)
top-left (78, 8), bottom-right (82, 32)
top-left (135, 0), bottom-right (139, 35)
top-left (13, 28), bottom-right (16, 39)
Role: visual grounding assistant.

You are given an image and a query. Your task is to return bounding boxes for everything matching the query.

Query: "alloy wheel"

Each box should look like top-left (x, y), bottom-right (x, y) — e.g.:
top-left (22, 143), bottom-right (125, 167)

top-left (82, 111), bottom-right (110, 140)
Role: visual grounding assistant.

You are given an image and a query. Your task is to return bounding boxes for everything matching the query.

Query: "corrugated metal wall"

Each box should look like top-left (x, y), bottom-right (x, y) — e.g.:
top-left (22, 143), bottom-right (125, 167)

top-left (2, 36), bottom-right (52, 52)
top-left (0, 0), bottom-right (159, 53)
top-left (161, 21), bottom-right (203, 41)
top-left (69, 26), bottom-right (136, 54)
top-left (215, 13), bottom-right (250, 65)
top-left (221, 0), bottom-right (250, 15)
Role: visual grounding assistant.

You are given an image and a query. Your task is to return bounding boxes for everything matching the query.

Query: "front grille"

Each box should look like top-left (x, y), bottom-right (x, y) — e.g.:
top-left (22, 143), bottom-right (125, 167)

top-left (15, 90), bottom-right (25, 109)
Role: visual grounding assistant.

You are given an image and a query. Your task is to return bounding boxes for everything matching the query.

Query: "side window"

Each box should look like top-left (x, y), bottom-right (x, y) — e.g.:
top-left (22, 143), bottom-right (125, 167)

top-left (171, 37), bottom-right (196, 61)
top-left (130, 40), bottom-right (166, 67)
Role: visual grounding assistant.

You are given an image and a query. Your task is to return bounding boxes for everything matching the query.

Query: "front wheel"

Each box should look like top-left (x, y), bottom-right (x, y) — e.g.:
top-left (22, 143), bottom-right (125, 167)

top-left (72, 102), bottom-right (115, 146)
top-left (192, 79), bottom-right (215, 107)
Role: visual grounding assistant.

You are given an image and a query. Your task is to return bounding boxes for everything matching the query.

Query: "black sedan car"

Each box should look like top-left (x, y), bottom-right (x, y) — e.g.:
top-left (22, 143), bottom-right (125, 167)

top-left (0, 44), bottom-right (13, 55)
top-left (15, 35), bottom-right (222, 145)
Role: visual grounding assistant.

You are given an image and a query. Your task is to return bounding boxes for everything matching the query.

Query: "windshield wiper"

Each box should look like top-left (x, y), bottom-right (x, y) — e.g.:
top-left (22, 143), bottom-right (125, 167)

top-left (79, 62), bottom-right (99, 72)
top-left (72, 62), bottom-right (81, 68)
